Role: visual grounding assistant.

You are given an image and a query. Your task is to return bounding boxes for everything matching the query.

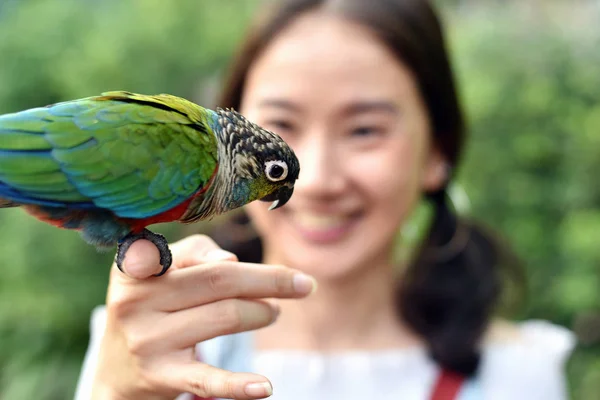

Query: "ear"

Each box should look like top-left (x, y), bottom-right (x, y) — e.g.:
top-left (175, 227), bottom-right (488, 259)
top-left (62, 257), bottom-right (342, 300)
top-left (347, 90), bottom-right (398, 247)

top-left (421, 145), bottom-right (449, 192)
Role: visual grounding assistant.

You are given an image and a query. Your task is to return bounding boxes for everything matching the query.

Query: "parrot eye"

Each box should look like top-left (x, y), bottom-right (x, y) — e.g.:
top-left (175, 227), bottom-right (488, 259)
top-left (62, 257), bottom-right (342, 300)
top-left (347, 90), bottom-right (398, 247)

top-left (265, 160), bottom-right (288, 182)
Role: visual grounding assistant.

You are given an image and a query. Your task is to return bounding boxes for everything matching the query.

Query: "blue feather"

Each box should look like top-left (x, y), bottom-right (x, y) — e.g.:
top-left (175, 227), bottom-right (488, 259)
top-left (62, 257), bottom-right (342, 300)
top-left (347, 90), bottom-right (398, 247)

top-left (0, 181), bottom-right (96, 209)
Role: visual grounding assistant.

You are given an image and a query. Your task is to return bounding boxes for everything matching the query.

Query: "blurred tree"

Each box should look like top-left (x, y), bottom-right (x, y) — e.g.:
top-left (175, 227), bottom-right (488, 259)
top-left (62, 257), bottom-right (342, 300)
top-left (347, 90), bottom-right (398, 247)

top-left (0, 1), bottom-right (259, 399)
top-left (0, 0), bottom-right (597, 399)
top-left (446, 1), bottom-right (600, 397)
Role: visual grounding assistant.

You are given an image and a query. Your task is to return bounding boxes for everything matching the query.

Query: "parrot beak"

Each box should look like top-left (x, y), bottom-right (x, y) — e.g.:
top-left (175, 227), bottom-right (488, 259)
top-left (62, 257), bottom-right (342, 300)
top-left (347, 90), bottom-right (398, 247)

top-left (260, 184), bottom-right (294, 211)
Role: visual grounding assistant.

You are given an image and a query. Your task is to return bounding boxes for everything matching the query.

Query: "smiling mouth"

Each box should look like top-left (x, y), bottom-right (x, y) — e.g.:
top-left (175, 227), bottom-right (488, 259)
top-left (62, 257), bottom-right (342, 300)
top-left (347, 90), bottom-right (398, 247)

top-left (291, 208), bottom-right (361, 229)
top-left (285, 210), bottom-right (361, 243)
top-left (293, 213), bottom-right (353, 229)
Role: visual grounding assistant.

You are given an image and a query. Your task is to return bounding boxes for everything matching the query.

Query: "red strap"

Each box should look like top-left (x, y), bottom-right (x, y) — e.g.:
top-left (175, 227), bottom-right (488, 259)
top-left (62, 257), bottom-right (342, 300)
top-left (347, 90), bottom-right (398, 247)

top-left (430, 369), bottom-right (465, 400)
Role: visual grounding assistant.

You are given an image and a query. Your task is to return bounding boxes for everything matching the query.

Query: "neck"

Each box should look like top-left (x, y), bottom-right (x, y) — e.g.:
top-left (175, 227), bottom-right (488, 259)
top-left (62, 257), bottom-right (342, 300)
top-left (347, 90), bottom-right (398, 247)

top-left (180, 114), bottom-right (234, 223)
top-left (254, 253), bottom-right (424, 352)
top-left (179, 166), bottom-right (230, 223)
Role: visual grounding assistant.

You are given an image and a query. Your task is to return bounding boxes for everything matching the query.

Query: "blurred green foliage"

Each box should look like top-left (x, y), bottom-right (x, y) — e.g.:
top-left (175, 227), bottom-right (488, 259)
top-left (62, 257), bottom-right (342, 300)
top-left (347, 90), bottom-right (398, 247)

top-left (447, 3), bottom-right (600, 398)
top-left (0, 0), bottom-right (597, 399)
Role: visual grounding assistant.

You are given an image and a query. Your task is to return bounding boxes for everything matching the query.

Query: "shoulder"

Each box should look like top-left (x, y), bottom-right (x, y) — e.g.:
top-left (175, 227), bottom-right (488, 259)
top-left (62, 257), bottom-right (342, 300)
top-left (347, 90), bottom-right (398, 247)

top-left (476, 319), bottom-right (576, 399)
top-left (484, 318), bottom-right (576, 360)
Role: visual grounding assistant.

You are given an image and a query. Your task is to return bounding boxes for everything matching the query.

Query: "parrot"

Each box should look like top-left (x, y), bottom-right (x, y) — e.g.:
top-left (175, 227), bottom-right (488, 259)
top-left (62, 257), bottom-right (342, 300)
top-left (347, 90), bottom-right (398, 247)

top-left (0, 91), bottom-right (299, 276)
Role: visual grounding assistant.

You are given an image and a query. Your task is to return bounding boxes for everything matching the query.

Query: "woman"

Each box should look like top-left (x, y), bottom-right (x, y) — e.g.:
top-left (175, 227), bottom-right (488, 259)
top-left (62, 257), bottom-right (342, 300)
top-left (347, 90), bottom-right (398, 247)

top-left (75, 0), bottom-right (575, 399)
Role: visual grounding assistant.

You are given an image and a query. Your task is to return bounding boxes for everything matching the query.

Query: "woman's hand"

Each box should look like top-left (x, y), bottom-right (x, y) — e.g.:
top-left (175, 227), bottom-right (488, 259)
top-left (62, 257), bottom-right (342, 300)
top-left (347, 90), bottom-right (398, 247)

top-left (91, 234), bottom-right (316, 400)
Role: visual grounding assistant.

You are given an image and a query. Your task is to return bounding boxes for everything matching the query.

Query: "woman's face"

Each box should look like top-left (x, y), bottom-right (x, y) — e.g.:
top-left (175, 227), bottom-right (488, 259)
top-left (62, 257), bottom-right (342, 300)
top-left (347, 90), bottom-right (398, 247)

top-left (240, 12), bottom-right (446, 280)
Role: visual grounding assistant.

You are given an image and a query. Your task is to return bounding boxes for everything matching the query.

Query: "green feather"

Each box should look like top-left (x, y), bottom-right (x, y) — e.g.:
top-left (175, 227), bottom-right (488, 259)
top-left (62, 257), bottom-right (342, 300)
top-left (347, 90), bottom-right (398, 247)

top-left (0, 153), bottom-right (59, 174)
top-left (0, 92), bottom-right (219, 219)
top-left (1, 131), bottom-right (51, 150)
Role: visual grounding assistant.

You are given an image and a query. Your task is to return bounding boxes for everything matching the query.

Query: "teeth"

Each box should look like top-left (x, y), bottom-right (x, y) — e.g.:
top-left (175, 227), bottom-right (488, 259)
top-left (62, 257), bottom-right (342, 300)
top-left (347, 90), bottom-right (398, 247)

top-left (294, 213), bottom-right (348, 230)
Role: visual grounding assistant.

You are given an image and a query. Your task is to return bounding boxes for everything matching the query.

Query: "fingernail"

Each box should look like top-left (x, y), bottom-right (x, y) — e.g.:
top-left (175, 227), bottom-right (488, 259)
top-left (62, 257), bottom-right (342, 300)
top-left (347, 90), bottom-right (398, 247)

top-left (293, 273), bottom-right (317, 295)
top-left (205, 249), bottom-right (236, 261)
top-left (244, 382), bottom-right (273, 397)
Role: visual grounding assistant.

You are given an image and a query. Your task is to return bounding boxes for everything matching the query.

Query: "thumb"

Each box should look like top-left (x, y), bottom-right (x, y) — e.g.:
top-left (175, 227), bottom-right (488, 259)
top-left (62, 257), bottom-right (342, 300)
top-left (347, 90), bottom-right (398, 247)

top-left (114, 239), bottom-right (163, 280)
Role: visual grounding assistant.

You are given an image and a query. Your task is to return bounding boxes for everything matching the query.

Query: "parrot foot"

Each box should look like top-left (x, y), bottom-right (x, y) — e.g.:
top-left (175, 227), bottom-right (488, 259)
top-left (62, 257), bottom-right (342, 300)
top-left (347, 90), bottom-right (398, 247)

top-left (116, 229), bottom-right (172, 277)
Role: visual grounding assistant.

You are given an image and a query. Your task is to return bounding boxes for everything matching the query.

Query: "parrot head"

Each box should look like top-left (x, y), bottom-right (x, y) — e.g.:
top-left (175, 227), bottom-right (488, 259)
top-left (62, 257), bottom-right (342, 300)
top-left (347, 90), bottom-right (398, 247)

top-left (208, 108), bottom-right (300, 215)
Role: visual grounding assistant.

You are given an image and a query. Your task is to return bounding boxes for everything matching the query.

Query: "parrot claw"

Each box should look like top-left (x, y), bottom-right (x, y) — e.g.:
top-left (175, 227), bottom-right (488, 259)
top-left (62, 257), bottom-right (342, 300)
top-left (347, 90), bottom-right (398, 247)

top-left (115, 229), bottom-right (172, 277)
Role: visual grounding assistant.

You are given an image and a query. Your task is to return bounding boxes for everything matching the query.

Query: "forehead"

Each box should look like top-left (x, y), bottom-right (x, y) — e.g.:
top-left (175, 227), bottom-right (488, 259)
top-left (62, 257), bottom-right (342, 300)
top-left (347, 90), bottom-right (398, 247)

top-left (243, 11), bottom-right (418, 107)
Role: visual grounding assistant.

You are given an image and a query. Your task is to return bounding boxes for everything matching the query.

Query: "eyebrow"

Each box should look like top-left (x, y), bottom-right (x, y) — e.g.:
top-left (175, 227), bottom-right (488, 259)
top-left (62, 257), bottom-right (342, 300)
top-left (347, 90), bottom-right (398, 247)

top-left (341, 100), bottom-right (399, 116)
top-left (257, 98), bottom-right (398, 116)
top-left (257, 99), bottom-right (301, 112)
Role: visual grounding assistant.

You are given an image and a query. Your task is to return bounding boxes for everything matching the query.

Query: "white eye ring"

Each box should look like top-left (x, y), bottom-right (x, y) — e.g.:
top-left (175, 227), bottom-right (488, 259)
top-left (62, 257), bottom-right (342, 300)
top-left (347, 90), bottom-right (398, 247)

top-left (265, 160), bottom-right (288, 182)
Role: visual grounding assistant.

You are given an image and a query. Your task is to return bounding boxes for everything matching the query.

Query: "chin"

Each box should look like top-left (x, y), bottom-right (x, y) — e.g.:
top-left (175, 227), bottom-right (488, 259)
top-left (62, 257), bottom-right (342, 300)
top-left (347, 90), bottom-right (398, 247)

top-left (289, 251), bottom-right (364, 281)
top-left (249, 204), bottom-right (395, 279)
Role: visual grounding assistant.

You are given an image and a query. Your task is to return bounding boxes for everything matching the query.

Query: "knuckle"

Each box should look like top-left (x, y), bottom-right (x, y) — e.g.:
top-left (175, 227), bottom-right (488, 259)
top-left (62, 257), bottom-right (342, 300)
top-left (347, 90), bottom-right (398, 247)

top-left (124, 332), bottom-right (149, 356)
top-left (171, 234), bottom-right (217, 256)
top-left (106, 288), bottom-right (148, 319)
top-left (212, 299), bottom-right (244, 331)
top-left (137, 370), bottom-right (164, 392)
top-left (206, 264), bottom-right (236, 296)
top-left (186, 234), bottom-right (218, 250)
top-left (223, 371), bottom-right (238, 397)
top-left (123, 326), bottom-right (159, 357)
top-left (274, 267), bottom-right (293, 294)
top-left (187, 370), bottom-right (236, 398)
top-left (186, 373), bottom-right (213, 397)
top-left (106, 297), bottom-right (137, 320)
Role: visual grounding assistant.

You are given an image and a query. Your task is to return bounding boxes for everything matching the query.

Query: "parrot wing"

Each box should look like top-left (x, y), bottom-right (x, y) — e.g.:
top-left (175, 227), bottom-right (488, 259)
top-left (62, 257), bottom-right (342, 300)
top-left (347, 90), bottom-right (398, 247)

top-left (0, 91), bottom-right (219, 219)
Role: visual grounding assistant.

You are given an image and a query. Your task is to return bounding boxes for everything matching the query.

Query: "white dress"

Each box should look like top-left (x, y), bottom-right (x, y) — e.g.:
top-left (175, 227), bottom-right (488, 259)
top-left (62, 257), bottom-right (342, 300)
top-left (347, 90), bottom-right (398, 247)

top-left (75, 306), bottom-right (576, 400)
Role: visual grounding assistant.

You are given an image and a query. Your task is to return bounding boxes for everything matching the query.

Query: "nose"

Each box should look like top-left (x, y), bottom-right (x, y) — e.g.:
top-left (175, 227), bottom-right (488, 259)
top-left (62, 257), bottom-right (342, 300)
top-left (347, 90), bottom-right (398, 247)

top-left (294, 134), bottom-right (347, 199)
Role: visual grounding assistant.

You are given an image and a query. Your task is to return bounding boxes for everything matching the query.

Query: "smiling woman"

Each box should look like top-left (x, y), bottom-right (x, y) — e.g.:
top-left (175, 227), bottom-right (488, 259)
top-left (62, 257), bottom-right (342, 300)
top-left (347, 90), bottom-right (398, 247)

top-left (75, 1), bottom-right (576, 399)
top-left (239, 11), bottom-right (442, 282)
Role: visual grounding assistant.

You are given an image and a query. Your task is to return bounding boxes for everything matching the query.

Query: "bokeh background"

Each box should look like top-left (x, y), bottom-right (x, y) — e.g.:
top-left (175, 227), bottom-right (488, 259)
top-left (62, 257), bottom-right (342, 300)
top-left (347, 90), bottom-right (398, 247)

top-left (0, 0), bottom-right (598, 398)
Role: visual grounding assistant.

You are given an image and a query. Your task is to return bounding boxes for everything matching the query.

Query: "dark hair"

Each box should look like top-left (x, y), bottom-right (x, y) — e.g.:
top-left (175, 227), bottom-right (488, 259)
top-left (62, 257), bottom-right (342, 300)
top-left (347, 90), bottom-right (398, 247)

top-left (211, 0), bottom-right (519, 377)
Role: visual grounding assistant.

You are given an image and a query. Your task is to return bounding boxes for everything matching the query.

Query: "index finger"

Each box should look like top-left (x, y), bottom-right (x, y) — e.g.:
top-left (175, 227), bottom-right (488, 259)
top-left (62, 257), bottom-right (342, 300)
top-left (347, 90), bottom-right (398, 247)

top-left (111, 234), bottom-right (237, 282)
top-left (169, 234), bottom-right (238, 268)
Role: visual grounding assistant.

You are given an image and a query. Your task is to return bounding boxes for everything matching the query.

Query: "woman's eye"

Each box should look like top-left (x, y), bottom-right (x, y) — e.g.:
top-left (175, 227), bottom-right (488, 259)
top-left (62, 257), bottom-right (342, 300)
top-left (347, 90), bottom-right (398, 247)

top-left (350, 126), bottom-right (383, 137)
top-left (265, 119), bottom-right (294, 132)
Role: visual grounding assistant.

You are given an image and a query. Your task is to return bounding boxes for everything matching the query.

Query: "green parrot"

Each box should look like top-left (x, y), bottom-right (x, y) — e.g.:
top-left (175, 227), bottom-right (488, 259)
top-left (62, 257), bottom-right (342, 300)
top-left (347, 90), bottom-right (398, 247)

top-left (0, 91), bottom-right (299, 275)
